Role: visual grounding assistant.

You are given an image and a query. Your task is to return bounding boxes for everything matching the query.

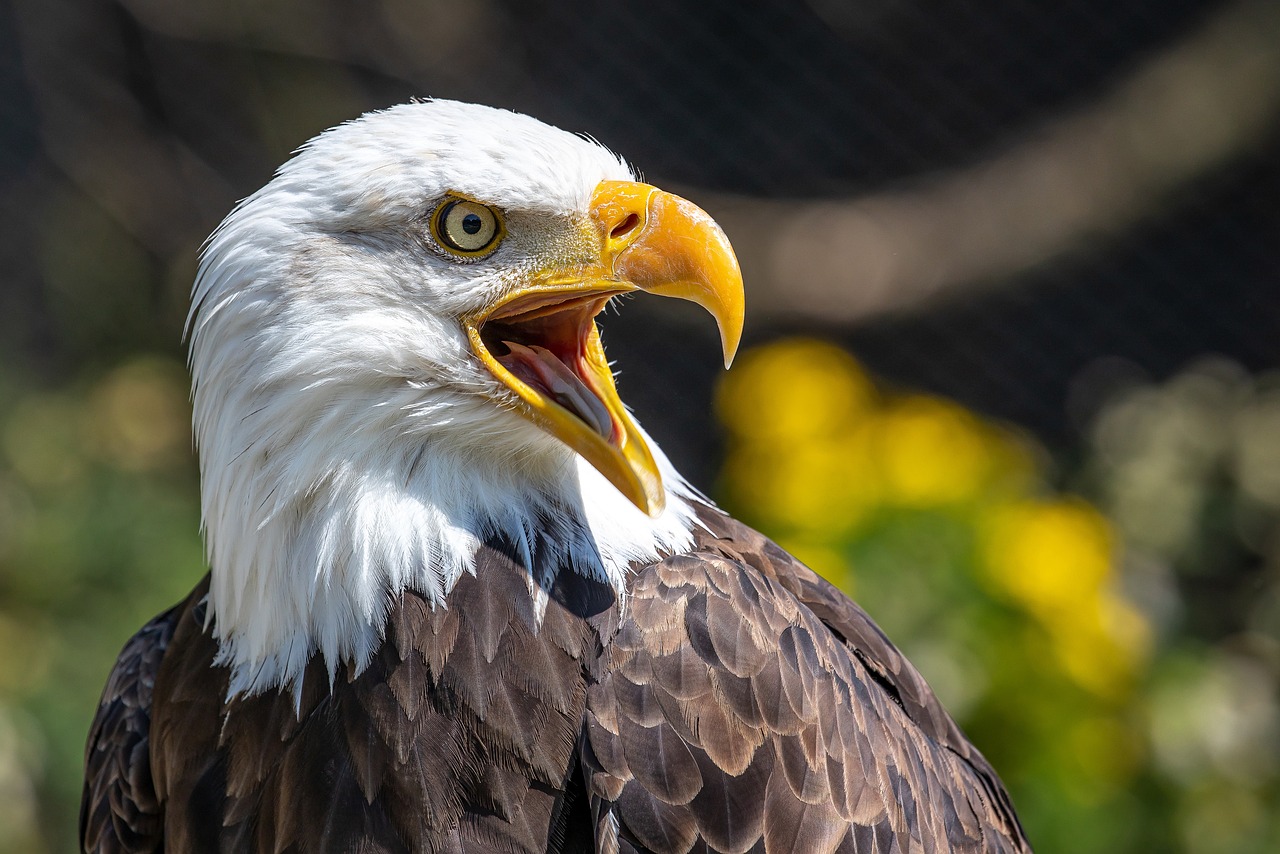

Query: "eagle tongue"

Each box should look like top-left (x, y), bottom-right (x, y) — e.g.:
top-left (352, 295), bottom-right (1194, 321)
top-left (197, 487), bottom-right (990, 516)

top-left (499, 341), bottom-right (615, 440)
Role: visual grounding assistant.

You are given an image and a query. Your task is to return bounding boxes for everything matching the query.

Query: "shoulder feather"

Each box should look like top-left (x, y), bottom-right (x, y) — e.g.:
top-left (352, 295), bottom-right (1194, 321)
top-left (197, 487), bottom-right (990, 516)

top-left (81, 606), bottom-right (180, 853)
top-left (582, 501), bottom-right (1030, 853)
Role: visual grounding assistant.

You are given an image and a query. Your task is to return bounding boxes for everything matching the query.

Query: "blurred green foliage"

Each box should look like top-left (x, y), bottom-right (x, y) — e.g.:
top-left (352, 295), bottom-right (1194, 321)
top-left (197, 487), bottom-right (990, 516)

top-left (0, 358), bottom-right (205, 853)
top-left (716, 339), bottom-right (1280, 854)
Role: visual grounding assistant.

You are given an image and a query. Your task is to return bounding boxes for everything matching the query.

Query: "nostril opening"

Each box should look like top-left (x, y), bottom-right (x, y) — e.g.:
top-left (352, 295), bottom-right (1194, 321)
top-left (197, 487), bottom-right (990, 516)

top-left (610, 213), bottom-right (641, 241)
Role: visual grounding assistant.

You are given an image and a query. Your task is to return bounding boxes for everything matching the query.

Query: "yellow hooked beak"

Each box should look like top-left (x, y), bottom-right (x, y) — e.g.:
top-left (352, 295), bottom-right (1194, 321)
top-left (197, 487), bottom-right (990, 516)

top-left (464, 180), bottom-right (744, 516)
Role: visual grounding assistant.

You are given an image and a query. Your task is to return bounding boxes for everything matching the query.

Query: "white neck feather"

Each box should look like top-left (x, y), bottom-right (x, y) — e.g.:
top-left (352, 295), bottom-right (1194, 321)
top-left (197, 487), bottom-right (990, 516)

top-left (194, 360), bottom-right (698, 696)
top-left (191, 282), bottom-right (706, 695)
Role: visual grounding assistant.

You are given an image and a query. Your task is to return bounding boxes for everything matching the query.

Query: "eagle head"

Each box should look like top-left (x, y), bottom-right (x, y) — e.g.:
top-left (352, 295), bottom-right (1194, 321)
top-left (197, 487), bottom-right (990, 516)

top-left (186, 100), bottom-right (744, 694)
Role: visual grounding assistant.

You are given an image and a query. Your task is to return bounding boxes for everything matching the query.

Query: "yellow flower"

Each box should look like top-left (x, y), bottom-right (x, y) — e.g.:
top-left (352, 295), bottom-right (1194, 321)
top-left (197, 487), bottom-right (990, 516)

top-left (872, 396), bottom-right (995, 507)
top-left (981, 498), bottom-right (1150, 697)
top-left (1049, 595), bottom-right (1149, 699)
top-left (722, 431), bottom-right (879, 535)
top-left (981, 498), bottom-right (1113, 616)
top-left (717, 338), bottom-right (1156, 706)
top-left (716, 338), bottom-right (874, 444)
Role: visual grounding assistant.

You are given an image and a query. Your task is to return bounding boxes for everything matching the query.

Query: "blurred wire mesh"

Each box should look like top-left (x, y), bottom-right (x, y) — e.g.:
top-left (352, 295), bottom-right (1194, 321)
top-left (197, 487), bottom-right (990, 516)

top-left (1, 1), bottom-right (1277, 852)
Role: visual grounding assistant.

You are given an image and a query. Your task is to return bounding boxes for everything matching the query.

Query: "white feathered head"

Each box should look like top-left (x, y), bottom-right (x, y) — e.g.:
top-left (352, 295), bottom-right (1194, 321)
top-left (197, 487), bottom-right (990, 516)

top-left (185, 100), bottom-right (744, 694)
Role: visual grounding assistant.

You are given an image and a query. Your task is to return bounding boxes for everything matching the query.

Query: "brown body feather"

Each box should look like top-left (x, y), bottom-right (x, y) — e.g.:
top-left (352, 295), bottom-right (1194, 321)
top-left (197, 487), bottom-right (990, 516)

top-left (82, 502), bottom-right (1030, 853)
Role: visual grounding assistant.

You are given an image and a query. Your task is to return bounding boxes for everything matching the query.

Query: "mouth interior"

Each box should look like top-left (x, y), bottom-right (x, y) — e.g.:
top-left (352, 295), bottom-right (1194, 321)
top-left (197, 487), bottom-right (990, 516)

top-left (480, 296), bottom-right (619, 442)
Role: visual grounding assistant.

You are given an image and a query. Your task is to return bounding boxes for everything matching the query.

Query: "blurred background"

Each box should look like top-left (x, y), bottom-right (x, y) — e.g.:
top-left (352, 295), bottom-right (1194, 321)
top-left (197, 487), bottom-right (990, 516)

top-left (1, 0), bottom-right (1278, 851)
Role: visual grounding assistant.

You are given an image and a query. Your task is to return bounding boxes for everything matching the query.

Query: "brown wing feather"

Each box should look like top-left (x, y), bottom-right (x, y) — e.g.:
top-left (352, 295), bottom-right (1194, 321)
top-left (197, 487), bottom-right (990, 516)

top-left (584, 502), bottom-right (1031, 853)
top-left (693, 503), bottom-right (1029, 847)
top-left (85, 501), bottom-right (1026, 853)
top-left (81, 607), bottom-right (180, 854)
top-left (143, 536), bottom-right (617, 853)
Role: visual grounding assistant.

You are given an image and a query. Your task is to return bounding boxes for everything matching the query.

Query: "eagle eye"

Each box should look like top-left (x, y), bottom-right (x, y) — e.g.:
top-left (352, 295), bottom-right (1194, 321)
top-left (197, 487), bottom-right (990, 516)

top-left (432, 197), bottom-right (503, 257)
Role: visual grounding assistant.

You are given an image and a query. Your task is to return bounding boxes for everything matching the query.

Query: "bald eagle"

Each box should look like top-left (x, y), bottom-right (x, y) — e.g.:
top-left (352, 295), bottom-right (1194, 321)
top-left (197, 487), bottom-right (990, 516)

top-left (81, 100), bottom-right (1030, 854)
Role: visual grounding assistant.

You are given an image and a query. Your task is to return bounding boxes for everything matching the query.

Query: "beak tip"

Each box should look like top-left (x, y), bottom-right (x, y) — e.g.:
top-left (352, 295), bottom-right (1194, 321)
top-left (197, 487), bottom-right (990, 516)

top-left (722, 330), bottom-right (741, 369)
top-left (720, 320), bottom-right (743, 370)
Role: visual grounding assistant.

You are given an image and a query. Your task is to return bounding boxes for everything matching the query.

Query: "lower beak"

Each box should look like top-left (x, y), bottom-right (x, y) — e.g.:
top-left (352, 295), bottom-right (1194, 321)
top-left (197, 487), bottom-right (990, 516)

top-left (465, 180), bottom-right (744, 516)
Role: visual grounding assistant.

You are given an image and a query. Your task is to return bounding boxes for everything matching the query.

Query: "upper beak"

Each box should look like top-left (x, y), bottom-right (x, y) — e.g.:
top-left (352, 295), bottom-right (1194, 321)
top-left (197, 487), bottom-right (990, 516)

top-left (466, 180), bottom-right (745, 516)
top-left (589, 181), bottom-right (743, 368)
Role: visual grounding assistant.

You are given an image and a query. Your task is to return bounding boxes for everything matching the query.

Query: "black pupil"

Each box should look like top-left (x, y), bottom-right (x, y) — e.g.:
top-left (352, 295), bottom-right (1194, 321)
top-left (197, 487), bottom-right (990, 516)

top-left (461, 212), bottom-right (483, 235)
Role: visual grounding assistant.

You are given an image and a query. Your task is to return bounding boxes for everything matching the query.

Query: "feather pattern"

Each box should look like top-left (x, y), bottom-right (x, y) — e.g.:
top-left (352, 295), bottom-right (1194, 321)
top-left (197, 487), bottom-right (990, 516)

top-left (83, 500), bottom-right (1030, 853)
top-left (585, 504), bottom-right (1029, 854)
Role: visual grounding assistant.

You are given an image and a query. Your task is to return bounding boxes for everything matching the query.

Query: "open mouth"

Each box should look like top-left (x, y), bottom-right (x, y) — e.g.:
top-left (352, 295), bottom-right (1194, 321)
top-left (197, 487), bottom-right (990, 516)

top-left (460, 180), bottom-right (743, 517)
top-left (476, 290), bottom-right (628, 443)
